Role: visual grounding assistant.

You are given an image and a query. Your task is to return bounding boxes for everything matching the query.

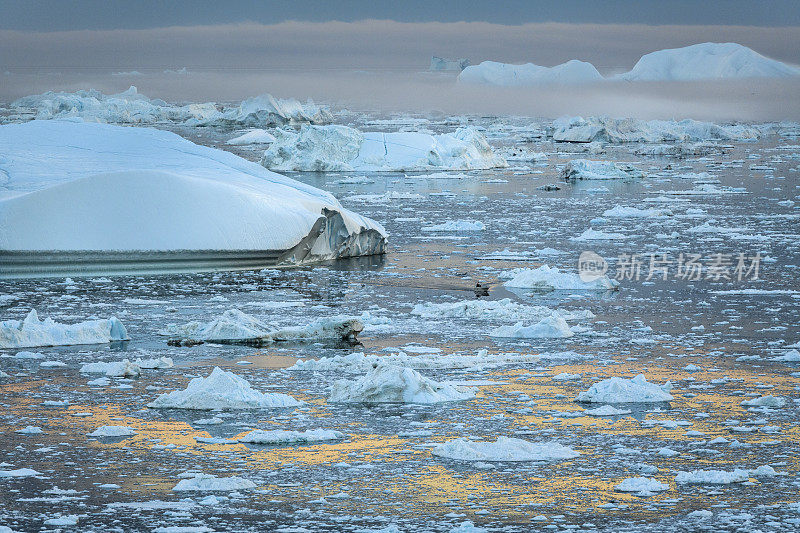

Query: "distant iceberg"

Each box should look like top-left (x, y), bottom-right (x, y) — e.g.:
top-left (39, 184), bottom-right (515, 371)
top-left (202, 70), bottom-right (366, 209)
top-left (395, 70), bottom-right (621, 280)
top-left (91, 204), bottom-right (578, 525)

top-left (430, 56), bottom-right (470, 71)
top-left (617, 42), bottom-right (800, 81)
top-left (458, 60), bottom-right (603, 86)
top-left (0, 121), bottom-right (386, 275)
top-left (261, 124), bottom-right (507, 171)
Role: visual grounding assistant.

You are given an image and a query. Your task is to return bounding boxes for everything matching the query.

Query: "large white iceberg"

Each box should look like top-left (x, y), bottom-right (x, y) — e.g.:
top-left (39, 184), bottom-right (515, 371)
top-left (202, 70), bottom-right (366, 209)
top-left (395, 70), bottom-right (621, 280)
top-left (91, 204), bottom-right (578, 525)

top-left (0, 121), bottom-right (386, 269)
top-left (551, 115), bottom-right (761, 143)
top-left (11, 86), bottom-right (332, 127)
top-left (147, 367), bottom-right (301, 410)
top-left (617, 43), bottom-right (800, 81)
top-left (0, 310), bottom-right (128, 349)
top-left (576, 375), bottom-right (673, 403)
top-left (432, 436), bottom-right (579, 462)
top-left (261, 125), bottom-right (507, 172)
top-left (458, 60), bottom-right (603, 86)
top-left (328, 363), bottom-right (475, 404)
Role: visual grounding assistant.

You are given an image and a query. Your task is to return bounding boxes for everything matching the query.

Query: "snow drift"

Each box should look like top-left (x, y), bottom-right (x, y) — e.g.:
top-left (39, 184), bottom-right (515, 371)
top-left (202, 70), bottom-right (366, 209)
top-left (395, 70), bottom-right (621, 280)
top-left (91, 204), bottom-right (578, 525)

top-left (617, 43), bottom-right (800, 81)
top-left (458, 60), bottom-right (603, 87)
top-left (0, 310), bottom-right (128, 349)
top-left (0, 121), bottom-right (386, 269)
top-left (328, 363), bottom-right (475, 404)
top-left (261, 125), bottom-right (507, 172)
top-left (147, 367), bottom-right (301, 410)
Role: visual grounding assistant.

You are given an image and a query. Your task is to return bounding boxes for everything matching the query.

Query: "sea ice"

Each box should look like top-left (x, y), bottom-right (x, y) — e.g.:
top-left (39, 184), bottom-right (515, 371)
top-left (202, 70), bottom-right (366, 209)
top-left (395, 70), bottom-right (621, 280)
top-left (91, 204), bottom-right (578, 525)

top-left (458, 60), bottom-right (603, 86)
top-left (0, 310), bottom-right (128, 349)
top-left (328, 363), bottom-right (475, 404)
top-left (614, 477), bottom-right (669, 494)
top-left (172, 473), bottom-right (257, 491)
top-left (501, 265), bottom-right (618, 291)
top-left (238, 428), bottom-right (344, 445)
top-left (561, 159), bottom-right (644, 180)
top-left (432, 436), bottom-right (579, 461)
top-left (551, 115), bottom-right (761, 143)
top-left (488, 315), bottom-right (574, 339)
top-left (674, 469), bottom-right (750, 484)
top-left (576, 375), bottom-right (674, 403)
top-left (80, 359), bottom-right (141, 377)
top-left (88, 426), bottom-right (138, 438)
top-left (147, 367), bottom-right (301, 410)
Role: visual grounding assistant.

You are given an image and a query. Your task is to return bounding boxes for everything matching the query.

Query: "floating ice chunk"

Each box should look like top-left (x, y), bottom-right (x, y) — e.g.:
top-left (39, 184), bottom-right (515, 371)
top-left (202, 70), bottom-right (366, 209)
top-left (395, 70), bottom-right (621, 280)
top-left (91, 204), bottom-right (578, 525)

top-left (674, 469), bottom-right (749, 484)
top-left (217, 94), bottom-right (332, 127)
top-left (172, 473), bottom-right (257, 491)
top-left (134, 357), bottom-right (174, 369)
top-left (617, 42), bottom-right (800, 81)
top-left (585, 405), bottom-right (632, 416)
top-left (0, 121), bottom-right (386, 262)
top-left (773, 349), bottom-right (800, 361)
top-left (570, 228), bottom-right (627, 241)
top-left (411, 298), bottom-right (590, 323)
top-left (13, 351), bottom-right (43, 359)
top-left (551, 115), bottom-right (761, 143)
top-left (87, 377), bottom-right (111, 386)
top-left (80, 359), bottom-right (141, 377)
top-left (602, 205), bottom-right (672, 218)
top-left (552, 372), bottom-right (581, 381)
top-left (289, 350), bottom-right (544, 373)
top-left (0, 310), bottom-right (128, 349)
top-left (741, 395), bottom-right (786, 408)
top-left (40, 360), bottom-right (67, 367)
top-left (576, 375), bottom-right (674, 403)
top-left (225, 129), bottom-right (276, 145)
top-left (421, 220), bottom-right (485, 232)
top-left (160, 309), bottom-right (363, 345)
top-left (458, 60), bottom-right (603, 87)
top-left (88, 426), bottom-right (137, 438)
top-left (501, 265), bottom-right (618, 291)
top-left (432, 436), bottom-right (579, 462)
top-left (614, 477), bottom-right (669, 494)
top-left (15, 426), bottom-right (42, 434)
top-left (329, 363), bottom-right (475, 404)
top-left (489, 315), bottom-right (574, 339)
top-left (43, 515), bottom-right (79, 527)
top-left (687, 510), bottom-right (714, 520)
top-left (430, 56), bottom-right (470, 71)
top-left (561, 159), bottom-right (644, 180)
top-left (261, 125), bottom-right (507, 172)
top-left (148, 367), bottom-right (301, 410)
top-left (0, 468), bottom-right (41, 477)
top-left (238, 428), bottom-right (344, 445)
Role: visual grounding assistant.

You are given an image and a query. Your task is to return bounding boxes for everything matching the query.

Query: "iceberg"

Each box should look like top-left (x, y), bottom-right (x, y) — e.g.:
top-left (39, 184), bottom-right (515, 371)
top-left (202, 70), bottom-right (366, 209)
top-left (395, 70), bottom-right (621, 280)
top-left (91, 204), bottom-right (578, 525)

top-left (430, 56), bottom-right (470, 71)
top-left (261, 125), bottom-right (507, 172)
top-left (0, 310), bottom-right (128, 349)
top-left (576, 375), bottom-right (673, 403)
top-left (147, 367), bottom-right (302, 410)
top-left (172, 473), bottom-right (257, 491)
top-left (488, 315), bottom-right (574, 339)
top-left (551, 115), bottom-right (761, 143)
top-left (458, 60), bottom-right (603, 86)
top-left (561, 159), bottom-right (644, 180)
top-left (328, 363), bottom-right (475, 404)
top-left (432, 436), bottom-right (579, 462)
top-left (0, 121), bottom-right (386, 275)
top-left (501, 265), bottom-right (618, 291)
top-left (80, 359), bottom-right (141, 377)
top-left (617, 43), bottom-right (800, 81)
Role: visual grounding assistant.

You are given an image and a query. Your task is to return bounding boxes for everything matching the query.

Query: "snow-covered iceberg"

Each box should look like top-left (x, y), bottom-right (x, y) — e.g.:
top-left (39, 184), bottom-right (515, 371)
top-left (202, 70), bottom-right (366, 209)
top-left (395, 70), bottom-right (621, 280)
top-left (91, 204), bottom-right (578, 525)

top-left (561, 159), bottom-right (644, 180)
top-left (11, 86), bottom-right (332, 127)
top-left (432, 436), bottom-right (579, 462)
top-left (0, 121), bottom-right (386, 272)
top-left (159, 309), bottom-right (363, 346)
top-left (430, 56), bottom-right (470, 71)
top-left (551, 115), bottom-right (761, 143)
top-left (617, 43), bottom-right (800, 81)
top-left (147, 367), bottom-right (301, 410)
top-left (0, 310), bottom-right (128, 349)
top-left (261, 125), bottom-right (507, 172)
top-left (576, 375), bottom-right (673, 403)
top-left (328, 363), bottom-right (475, 404)
top-left (458, 60), bottom-right (603, 86)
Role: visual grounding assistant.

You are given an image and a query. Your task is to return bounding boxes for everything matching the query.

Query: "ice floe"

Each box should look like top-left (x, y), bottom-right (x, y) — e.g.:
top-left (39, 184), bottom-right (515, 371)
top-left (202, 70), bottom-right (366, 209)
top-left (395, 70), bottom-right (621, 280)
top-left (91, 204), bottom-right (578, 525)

top-left (561, 159), bottom-right (644, 180)
top-left (80, 359), bottom-right (141, 377)
top-left (501, 265), bottom-right (618, 291)
top-left (0, 121), bottom-right (385, 262)
top-left (674, 469), bottom-right (749, 484)
top-left (88, 426), bottom-right (137, 438)
top-left (238, 429), bottom-right (344, 445)
top-left (458, 60), bottom-right (603, 86)
top-left (0, 310), bottom-right (128, 349)
top-left (261, 125), bottom-right (507, 171)
top-left (147, 367), bottom-right (301, 410)
top-left (551, 115), bottom-right (761, 143)
top-left (225, 129), bottom-right (276, 145)
top-left (576, 375), bottom-right (674, 403)
top-left (432, 437), bottom-right (579, 462)
top-left (329, 363), bottom-right (475, 404)
top-left (614, 477), bottom-right (669, 495)
top-left (172, 473), bottom-right (257, 491)
top-left (488, 315), bottom-right (574, 339)
top-left (289, 350), bottom-right (547, 372)
top-left (411, 298), bottom-right (594, 323)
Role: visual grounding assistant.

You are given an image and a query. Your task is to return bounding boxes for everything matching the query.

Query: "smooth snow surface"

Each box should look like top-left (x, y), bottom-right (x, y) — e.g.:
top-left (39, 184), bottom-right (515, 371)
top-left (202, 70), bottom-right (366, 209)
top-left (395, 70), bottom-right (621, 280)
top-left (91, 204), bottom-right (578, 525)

top-left (576, 375), bottom-right (674, 403)
top-left (147, 367), bottom-right (301, 410)
top-left (432, 437), bottom-right (579, 461)
top-left (0, 121), bottom-right (385, 259)
top-left (172, 473), bottom-right (257, 491)
top-left (502, 265), bottom-right (618, 291)
top-left (618, 43), bottom-right (800, 81)
top-left (458, 60), bottom-right (603, 86)
top-left (261, 125), bottom-right (507, 171)
top-left (551, 116), bottom-right (761, 143)
top-left (329, 364), bottom-right (475, 404)
top-left (238, 429), bottom-right (344, 445)
top-left (561, 159), bottom-right (644, 180)
top-left (0, 310), bottom-right (128, 349)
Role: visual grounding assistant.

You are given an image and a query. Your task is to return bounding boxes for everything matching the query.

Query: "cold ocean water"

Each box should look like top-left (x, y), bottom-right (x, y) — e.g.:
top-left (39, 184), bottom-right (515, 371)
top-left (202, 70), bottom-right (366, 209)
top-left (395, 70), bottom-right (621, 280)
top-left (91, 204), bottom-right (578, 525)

top-left (1, 112), bottom-right (799, 532)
